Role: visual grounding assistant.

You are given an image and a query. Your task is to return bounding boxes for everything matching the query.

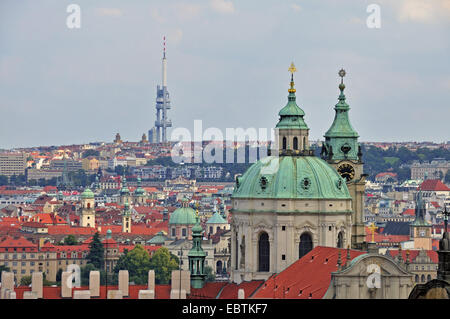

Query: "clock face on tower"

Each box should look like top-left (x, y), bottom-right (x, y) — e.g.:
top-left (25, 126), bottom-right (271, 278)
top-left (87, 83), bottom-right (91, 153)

top-left (337, 163), bottom-right (355, 181)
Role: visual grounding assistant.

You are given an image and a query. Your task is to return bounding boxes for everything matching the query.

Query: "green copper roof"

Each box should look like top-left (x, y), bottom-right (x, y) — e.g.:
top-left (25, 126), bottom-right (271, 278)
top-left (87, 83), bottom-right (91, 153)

top-left (324, 83), bottom-right (359, 138)
top-left (275, 85), bottom-right (309, 130)
top-left (120, 177), bottom-right (130, 195)
top-left (206, 212), bottom-right (227, 224)
top-left (169, 207), bottom-right (197, 225)
top-left (232, 155), bottom-right (351, 200)
top-left (189, 216), bottom-right (206, 256)
top-left (134, 178), bottom-right (145, 196)
top-left (123, 201), bottom-right (131, 216)
top-left (81, 188), bottom-right (94, 199)
top-left (147, 231), bottom-right (168, 244)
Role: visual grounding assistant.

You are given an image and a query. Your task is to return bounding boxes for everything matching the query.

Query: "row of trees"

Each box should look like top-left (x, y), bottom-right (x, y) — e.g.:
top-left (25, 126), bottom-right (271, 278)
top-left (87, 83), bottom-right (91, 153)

top-left (53, 233), bottom-right (186, 286)
top-left (361, 145), bottom-right (450, 182)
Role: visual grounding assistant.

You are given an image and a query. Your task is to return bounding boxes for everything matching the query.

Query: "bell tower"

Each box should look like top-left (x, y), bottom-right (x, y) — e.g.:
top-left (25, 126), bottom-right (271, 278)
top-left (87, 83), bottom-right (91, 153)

top-left (122, 201), bottom-right (132, 233)
top-left (188, 212), bottom-right (206, 289)
top-left (272, 62), bottom-right (314, 157)
top-left (410, 191), bottom-right (432, 250)
top-left (321, 69), bottom-right (366, 249)
top-left (80, 188), bottom-right (96, 228)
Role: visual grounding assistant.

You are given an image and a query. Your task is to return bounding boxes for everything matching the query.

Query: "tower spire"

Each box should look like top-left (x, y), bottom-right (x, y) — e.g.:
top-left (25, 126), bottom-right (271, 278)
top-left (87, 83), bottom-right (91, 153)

top-left (162, 36), bottom-right (167, 87)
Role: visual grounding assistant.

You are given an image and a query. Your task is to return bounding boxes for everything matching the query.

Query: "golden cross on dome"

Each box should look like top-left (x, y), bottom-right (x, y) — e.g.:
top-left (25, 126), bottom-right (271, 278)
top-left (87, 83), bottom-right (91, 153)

top-left (288, 62), bottom-right (297, 75)
top-left (288, 62), bottom-right (297, 92)
top-left (368, 222), bottom-right (378, 243)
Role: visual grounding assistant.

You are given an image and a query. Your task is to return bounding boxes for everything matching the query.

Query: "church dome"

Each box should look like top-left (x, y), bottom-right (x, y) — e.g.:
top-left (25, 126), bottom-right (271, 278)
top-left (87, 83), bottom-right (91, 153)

top-left (81, 188), bottom-right (94, 199)
top-left (232, 155), bottom-right (351, 200)
top-left (169, 207), bottom-right (197, 225)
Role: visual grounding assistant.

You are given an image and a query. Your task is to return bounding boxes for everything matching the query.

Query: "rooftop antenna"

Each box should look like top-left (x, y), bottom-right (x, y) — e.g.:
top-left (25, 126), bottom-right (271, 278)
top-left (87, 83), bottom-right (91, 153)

top-left (162, 36), bottom-right (167, 87)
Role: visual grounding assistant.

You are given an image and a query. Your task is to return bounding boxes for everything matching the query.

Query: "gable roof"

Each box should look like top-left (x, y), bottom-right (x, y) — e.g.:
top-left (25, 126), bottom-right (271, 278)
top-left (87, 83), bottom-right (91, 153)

top-left (418, 179), bottom-right (450, 192)
top-left (251, 246), bottom-right (366, 299)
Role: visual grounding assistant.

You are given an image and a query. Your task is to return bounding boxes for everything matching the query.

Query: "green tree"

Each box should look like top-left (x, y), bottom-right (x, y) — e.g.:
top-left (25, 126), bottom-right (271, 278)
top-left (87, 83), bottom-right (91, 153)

top-left (149, 247), bottom-right (179, 284)
top-left (63, 235), bottom-right (78, 245)
top-left (114, 245), bottom-right (152, 284)
top-left (82, 150), bottom-right (100, 158)
top-left (42, 272), bottom-right (54, 286)
top-left (56, 268), bottom-right (63, 285)
top-left (86, 232), bottom-right (104, 270)
top-left (204, 265), bottom-right (215, 282)
top-left (20, 275), bottom-right (32, 286)
top-left (80, 263), bottom-right (97, 286)
top-left (444, 170), bottom-right (450, 184)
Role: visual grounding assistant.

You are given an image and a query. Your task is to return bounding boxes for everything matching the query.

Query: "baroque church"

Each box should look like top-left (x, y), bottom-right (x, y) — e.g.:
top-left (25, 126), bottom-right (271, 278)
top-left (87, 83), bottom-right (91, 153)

top-left (230, 64), bottom-right (366, 283)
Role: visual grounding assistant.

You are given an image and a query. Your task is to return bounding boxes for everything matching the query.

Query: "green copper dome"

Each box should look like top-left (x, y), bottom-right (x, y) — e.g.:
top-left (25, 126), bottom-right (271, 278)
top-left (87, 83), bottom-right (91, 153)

top-left (192, 217), bottom-right (203, 233)
top-left (134, 178), bottom-right (145, 196)
top-left (232, 156), bottom-right (351, 200)
top-left (120, 177), bottom-right (130, 195)
top-left (81, 188), bottom-right (94, 199)
top-left (206, 212), bottom-right (227, 224)
top-left (169, 207), bottom-right (197, 225)
top-left (275, 80), bottom-right (308, 130)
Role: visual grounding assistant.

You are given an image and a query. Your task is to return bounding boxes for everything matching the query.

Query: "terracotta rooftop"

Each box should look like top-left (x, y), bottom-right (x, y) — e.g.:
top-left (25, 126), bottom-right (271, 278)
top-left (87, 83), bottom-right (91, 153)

top-left (251, 246), bottom-right (366, 299)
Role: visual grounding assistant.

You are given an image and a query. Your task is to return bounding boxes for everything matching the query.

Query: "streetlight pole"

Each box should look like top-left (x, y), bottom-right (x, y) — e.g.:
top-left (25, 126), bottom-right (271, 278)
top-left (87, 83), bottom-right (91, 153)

top-left (179, 247), bottom-right (183, 299)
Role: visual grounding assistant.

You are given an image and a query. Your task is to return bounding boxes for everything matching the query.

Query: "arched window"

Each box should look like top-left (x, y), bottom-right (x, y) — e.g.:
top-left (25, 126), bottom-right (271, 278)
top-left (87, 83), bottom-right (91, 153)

top-left (293, 137), bottom-right (298, 150)
top-left (216, 260), bottom-right (222, 274)
top-left (235, 236), bottom-right (239, 270)
top-left (258, 232), bottom-right (270, 272)
top-left (337, 232), bottom-right (344, 248)
top-left (182, 228), bottom-right (187, 237)
top-left (282, 137), bottom-right (287, 150)
top-left (427, 274), bottom-right (431, 282)
top-left (303, 137), bottom-right (306, 149)
top-left (210, 226), bottom-right (213, 234)
top-left (421, 275), bottom-right (425, 282)
top-left (87, 203), bottom-right (90, 209)
top-left (299, 233), bottom-right (313, 259)
top-left (415, 275), bottom-right (419, 283)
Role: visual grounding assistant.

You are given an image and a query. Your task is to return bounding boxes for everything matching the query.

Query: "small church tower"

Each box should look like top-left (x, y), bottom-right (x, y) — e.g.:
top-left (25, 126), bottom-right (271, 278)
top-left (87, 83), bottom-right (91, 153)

top-left (321, 69), bottom-right (366, 249)
top-left (188, 213), bottom-right (206, 289)
top-left (120, 176), bottom-right (132, 205)
top-left (410, 191), bottom-right (432, 250)
top-left (80, 188), bottom-right (95, 228)
top-left (122, 201), bottom-right (132, 233)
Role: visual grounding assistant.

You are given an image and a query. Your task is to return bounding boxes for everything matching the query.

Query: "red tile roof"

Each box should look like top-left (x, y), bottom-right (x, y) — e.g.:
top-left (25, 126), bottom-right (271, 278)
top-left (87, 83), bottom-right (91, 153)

top-left (251, 246), bottom-right (366, 299)
top-left (219, 280), bottom-right (265, 299)
top-left (365, 232), bottom-right (410, 244)
top-left (30, 213), bottom-right (67, 225)
top-left (402, 209), bottom-right (415, 216)
top-left (47, 225), bottom-right (97, 235)
top-left (0, 235), bottom-right (38, 252)
top-left (418, 179), bottom-right (450, 192)
top-left (190, 282), bottom-right (228, 299)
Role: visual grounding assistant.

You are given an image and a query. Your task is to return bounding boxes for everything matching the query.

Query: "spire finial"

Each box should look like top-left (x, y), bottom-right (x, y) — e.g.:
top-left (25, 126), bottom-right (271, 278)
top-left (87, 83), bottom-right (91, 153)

top-left (288, 62), bottom-right (297, 93)
top-left (163, 35), bottom-right (166, 59)
top-left (338, 68), bottom-right (346, 94)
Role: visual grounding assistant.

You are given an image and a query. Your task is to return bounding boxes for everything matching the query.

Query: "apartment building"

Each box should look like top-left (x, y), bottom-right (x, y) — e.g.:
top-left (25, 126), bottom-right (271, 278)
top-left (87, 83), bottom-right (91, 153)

top-left (0, 153), bottom-right (27, 177)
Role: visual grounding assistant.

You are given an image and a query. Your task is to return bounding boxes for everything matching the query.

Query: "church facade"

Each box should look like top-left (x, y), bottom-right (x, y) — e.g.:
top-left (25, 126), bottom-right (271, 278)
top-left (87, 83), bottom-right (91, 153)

top-left (230, 65), bottom-right (362, 283)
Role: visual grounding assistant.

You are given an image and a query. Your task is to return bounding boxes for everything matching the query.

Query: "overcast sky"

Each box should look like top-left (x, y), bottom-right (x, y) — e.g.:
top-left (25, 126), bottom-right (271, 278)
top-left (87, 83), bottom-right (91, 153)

top-left (1, 0), bottom-right (449, 149)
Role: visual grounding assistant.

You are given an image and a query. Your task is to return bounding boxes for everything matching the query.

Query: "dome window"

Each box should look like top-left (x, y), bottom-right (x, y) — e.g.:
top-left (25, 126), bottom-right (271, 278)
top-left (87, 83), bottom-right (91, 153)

top-left (336, 178), bottom-right (343, 189)
top-left (260, 176), bottom-right (268, 190)
top-left (301, 177), bottom-right (311, 190)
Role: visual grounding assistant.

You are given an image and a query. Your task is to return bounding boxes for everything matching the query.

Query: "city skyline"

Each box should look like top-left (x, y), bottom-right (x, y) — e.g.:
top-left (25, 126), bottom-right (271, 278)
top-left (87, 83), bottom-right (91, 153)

top-left (1, 0), bottom-right (449, 149)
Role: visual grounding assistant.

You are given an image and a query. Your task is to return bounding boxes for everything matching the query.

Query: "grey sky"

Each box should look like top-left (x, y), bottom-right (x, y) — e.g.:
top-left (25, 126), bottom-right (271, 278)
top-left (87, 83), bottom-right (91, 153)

top-left (1, 0), bottom-right (449, 149)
